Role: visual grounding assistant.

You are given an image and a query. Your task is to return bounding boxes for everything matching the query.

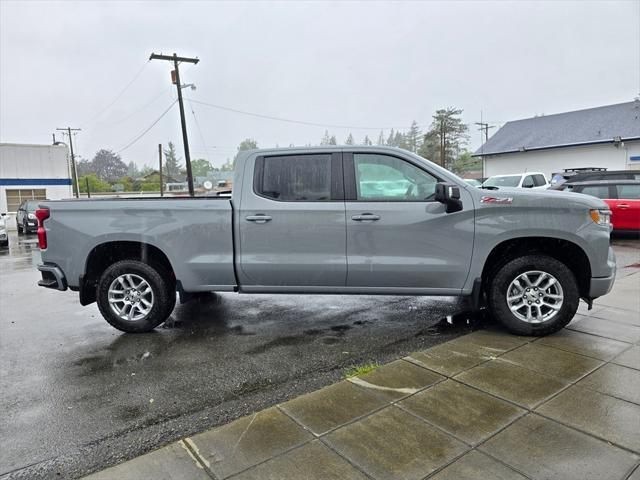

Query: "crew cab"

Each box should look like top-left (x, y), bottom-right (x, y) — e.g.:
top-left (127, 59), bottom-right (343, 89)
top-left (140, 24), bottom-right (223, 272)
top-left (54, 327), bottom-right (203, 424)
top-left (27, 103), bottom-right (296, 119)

top-left (35, 147), bottom-right (616, 336)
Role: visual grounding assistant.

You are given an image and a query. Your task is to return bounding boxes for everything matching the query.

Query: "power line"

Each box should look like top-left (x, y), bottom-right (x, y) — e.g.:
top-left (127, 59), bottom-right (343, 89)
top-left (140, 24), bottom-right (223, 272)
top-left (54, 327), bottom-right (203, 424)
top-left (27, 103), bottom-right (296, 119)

top-left (187, 99), bottom-right (211, 162)
top-left (186, 98), bottom-right (419, 131)
top-left (83, 61), bottom-right (151, 126)
top-left (117, 100), bottom-right (177, 153)
top-left (106, 85), bottom-right (173, 127)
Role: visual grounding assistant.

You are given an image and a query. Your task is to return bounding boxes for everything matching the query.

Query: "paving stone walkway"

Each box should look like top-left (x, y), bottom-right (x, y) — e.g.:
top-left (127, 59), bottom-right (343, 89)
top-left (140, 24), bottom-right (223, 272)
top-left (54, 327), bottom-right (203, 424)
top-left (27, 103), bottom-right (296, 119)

top-left (86, 271), bottom-right (640, 480)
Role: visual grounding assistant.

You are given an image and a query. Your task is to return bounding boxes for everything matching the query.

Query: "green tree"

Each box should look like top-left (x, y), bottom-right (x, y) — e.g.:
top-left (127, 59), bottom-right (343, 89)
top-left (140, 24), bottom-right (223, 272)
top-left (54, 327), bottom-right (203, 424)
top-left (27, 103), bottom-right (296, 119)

top-left (91, 149), bottom-right (128, 182)
top-left (126, 161), bottom-right (139, 178)
top-left (190, 158), bottom-right (214, 177)
top-left (405, 121), bottom-right (421, 153)
top-left (233, 138), bottom-right (258, 168)
top-left (163, 142), bottom-right (183, 179)
top-left (345, 133), bottom-right (354, 145)
top-left (362, 135), bottom-right (373, 146)
top-left (220, 158), bottom-right (234, 172)
top-left (451, 151), bottom-right (482, 176)
top-left (79, 174), bottom-right (112, 193)
top-left (377, 130), bottom-right (385, 145)
top-left (418, 107), bottom-right (469, 169)
top-left (329, 135), bottom-right (337, 145)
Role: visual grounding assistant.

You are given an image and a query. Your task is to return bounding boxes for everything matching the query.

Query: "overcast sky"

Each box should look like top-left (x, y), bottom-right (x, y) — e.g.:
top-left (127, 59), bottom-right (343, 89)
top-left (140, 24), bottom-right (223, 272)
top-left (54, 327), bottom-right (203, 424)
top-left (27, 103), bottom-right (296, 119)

top-left (1, 0), bottom-right (639, 168)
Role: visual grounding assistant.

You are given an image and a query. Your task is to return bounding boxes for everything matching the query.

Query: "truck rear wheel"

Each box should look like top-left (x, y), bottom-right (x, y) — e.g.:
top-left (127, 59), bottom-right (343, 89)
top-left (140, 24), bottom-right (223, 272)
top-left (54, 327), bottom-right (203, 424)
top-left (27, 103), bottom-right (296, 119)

top-left (96, 260), bottom-right (176, 333)
top-left (487, 255), bottom-right (579, 336)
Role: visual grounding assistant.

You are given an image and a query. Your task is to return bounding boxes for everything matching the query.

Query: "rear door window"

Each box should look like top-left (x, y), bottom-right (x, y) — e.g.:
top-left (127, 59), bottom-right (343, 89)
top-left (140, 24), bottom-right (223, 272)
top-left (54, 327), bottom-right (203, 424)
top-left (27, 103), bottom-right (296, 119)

top-left (256, 154), bottom-right (333, 201)
top-left (617, 184), bottom-right (640, 200)
top-left (578, 185), bottom-right (610, 199)
top-left (522, 176), bottom-right (534, 188)
top-left (533, 174), bottom-right (547, 187)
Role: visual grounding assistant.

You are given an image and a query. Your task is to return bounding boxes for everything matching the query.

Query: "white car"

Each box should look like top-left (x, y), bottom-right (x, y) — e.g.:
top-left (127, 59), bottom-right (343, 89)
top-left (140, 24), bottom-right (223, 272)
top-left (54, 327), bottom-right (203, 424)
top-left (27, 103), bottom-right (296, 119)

top-left (483, 172), bottom-right (550, 190)
top-left (0, 213), bottom-right (8, 247)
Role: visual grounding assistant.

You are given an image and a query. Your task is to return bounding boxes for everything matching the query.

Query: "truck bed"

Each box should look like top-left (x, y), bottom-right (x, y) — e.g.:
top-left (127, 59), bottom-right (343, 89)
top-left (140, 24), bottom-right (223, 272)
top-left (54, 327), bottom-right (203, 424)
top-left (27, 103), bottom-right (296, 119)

top-left (40, 197), bottom-right (236, 292)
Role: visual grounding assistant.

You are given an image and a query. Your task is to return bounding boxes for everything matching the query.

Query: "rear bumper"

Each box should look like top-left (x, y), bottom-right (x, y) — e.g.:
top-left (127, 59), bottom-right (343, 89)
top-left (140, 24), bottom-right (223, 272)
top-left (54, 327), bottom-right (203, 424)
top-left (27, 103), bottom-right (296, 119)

top-left (37, 263), bottom-right (68, 291)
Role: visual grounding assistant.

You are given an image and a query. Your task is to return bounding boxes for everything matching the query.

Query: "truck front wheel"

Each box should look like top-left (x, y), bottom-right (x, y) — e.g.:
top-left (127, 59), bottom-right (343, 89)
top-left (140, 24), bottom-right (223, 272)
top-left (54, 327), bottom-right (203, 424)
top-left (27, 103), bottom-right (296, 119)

top-left (487, 255), bottom-right (579, 336)
top-left (96, 260), bottom-right (176, 333)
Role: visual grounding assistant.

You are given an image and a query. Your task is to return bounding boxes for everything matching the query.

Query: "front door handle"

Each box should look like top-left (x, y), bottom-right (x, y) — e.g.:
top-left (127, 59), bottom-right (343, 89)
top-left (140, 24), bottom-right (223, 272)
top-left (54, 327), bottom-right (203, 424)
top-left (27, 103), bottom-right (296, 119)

top-left (351, 213), bottom-right (381, 221)
top-left (617, 204), bottom-right (630, 209)
top-left (246, 214), bottom-right (272, 223)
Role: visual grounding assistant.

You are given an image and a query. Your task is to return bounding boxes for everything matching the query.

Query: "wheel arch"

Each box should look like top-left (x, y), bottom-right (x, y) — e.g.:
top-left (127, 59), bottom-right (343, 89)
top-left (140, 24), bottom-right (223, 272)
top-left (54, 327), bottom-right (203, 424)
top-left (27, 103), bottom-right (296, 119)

top-left (480, 236), bottom-right (592, 298)
top-left (80, 241), bottom-right (176, 306)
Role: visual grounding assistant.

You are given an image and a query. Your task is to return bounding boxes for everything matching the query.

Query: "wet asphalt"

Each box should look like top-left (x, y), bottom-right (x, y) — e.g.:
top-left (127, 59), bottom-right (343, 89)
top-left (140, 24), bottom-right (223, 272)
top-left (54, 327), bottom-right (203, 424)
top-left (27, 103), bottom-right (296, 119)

top-left (0, 232), bottom-right (480, 480)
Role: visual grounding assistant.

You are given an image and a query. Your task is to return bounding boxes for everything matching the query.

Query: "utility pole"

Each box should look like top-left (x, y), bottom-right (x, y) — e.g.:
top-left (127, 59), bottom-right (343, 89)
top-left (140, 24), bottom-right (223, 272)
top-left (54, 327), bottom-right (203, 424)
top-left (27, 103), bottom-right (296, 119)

top-left (57, 127), bottom-right (81, 198)
top-left (149, 52), bottom-right (199, 196)
top-left (158, 143), bottom-right (164, 197)
top-left (475, 122), bottom-right (495, 143)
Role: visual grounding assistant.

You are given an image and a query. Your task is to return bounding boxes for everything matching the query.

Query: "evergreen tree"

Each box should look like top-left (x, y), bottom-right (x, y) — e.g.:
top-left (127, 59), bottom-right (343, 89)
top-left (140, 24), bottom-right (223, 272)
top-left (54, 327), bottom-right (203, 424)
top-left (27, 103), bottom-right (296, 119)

top-left (418, 107), bottom-right (469, 169)
top-left (329, 135), bottom-right (337, 145)
top-left (320, 130), bottom-right (332, 145)
top-left (362, 135), bottom-right (373, 146)
top-left (163, 142), bottom-right (183, 179)
top-left (405, 121), bottom-right (422, 153)
top-left (345, 133), bottom-right (354, 145)
top-left (386, 129), bottom-right (396, 147)
top-left (394, 131), bottom-right (408, 150)
top-left (377, 130), bottom-right (385, 145)
top-left (127, 161), bottom-right (140, 178)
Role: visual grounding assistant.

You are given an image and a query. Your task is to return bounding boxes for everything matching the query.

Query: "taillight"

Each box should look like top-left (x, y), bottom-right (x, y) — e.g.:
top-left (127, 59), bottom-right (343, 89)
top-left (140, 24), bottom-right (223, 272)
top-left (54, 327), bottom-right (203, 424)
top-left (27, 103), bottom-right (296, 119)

top-left (35, 208), bottom-right (50, 249)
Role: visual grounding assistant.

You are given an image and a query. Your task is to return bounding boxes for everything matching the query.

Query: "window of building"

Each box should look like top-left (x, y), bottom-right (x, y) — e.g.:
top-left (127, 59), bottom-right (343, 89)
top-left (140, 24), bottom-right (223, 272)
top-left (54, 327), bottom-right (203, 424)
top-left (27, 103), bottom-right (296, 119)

top-left (258, 154), bottom-right (332, 201)
top-left (5, 189), bottom-right (46, 213)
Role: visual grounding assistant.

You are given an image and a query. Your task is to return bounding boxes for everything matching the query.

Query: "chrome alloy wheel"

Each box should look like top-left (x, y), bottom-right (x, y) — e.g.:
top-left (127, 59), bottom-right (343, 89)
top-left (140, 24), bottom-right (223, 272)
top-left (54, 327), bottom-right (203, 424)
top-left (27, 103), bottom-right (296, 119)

top-left (108, 274), bottom-right (154, 322)
top-left (506, 270), bottom-right (564, 323)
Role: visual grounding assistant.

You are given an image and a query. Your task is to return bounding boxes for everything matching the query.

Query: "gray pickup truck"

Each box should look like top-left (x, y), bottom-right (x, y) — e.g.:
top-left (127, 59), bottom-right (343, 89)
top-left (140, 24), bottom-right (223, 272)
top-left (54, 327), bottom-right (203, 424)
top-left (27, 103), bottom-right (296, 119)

top-left (36, 146), bottom-right (616, 336)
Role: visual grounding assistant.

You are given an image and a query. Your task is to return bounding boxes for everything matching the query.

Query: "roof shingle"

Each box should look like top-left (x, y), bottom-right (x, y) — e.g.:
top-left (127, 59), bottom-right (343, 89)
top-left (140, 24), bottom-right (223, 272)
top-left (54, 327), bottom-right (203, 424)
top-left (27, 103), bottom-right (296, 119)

top-left (474, 100), bottom-right (640, 156)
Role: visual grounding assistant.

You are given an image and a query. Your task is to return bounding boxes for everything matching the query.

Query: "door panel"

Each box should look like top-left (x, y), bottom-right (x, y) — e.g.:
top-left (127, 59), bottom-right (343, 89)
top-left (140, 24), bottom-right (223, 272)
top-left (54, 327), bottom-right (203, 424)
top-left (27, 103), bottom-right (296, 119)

top-left (238, 153), bottom-right (347, 287)
top-left (612, 184), bottom-right (640, 230)
top-left (344, 153), bottom-right (474, 290)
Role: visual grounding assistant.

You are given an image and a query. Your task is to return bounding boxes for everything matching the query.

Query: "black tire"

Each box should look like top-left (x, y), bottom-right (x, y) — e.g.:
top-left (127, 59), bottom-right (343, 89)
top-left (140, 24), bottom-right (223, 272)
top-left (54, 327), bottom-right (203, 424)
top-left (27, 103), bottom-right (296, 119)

top-left (96, 260), bottom-right (176, 333)
top-left (17, 221), bottom-right (23, 234)
top-left (23, 220), bottom-right (29, 235)
top-left (487, 255), bottom-right (579, 336)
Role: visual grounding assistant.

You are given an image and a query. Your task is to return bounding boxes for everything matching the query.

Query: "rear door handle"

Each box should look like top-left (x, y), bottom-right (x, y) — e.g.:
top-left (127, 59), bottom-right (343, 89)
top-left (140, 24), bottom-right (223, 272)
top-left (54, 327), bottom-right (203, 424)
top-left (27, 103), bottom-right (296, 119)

top-left (617, 204), bottom-right (630, 209)
top-left (246, 214), bottom-right (272, 223)
top-left (351, 213), bottom-right (381, 221)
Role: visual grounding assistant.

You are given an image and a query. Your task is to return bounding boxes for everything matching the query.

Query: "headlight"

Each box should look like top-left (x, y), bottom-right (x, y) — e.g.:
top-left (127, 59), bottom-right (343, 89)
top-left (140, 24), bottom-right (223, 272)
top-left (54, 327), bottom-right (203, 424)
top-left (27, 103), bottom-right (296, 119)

top-left (590, 209), bottom-right (611, 226)
top-left (28, 213), bottom-right (36, 220)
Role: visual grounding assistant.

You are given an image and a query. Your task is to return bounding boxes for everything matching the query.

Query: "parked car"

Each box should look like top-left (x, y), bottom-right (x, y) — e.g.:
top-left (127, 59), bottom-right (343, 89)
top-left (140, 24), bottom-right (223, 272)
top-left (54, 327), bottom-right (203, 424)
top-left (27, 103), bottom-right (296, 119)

top-left (483, 172), bottom-right (549, 190)
top-left (550, 169), bottom-right (640, 190)
top-left (36, 146), bottom-right (615, 337)
top-left (16, 200), bottom-right (42, 234)
top-left (0, 213), bottom-right (8, 247)
top-left (558, 180), bottom-right (640, 233)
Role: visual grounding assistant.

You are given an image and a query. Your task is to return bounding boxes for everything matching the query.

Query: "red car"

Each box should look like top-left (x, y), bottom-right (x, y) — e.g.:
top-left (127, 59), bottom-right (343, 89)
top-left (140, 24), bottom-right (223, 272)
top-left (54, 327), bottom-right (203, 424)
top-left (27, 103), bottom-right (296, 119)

top-left (562, 180), bottom-right (640, 233)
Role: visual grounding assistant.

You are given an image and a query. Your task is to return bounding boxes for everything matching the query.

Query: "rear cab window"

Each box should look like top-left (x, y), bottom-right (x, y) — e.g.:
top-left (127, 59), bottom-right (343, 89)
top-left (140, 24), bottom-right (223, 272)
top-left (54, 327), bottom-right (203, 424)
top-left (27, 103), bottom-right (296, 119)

top-left (254, 153), bottom-right (339, 201)
top-left (533, 174), bottom-right (547, 187)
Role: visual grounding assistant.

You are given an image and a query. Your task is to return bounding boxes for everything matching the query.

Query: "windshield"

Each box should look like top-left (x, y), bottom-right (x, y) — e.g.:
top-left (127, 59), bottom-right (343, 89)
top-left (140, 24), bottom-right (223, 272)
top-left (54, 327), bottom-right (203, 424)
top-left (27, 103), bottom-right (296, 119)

top-left (25, 201), bottom-right (39, 212)
top-left (483, 175), bottom-right (521, 187)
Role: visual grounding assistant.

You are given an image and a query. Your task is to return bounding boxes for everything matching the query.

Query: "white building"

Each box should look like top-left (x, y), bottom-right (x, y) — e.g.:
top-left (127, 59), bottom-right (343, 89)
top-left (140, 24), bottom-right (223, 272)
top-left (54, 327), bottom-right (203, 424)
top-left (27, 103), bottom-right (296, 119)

top-left (474, 100), bottom-right (640, 179)
top-left (0, 143), bottom-right (73, 227)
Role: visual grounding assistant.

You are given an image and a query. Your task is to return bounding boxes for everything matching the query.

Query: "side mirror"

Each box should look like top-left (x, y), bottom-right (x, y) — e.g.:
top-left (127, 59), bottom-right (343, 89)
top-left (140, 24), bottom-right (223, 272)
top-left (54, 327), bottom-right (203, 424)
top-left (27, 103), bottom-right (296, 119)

top-left (0, 213), bottom-right (5, 217)
top-left (435, 182), bottom-right (463, 213)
